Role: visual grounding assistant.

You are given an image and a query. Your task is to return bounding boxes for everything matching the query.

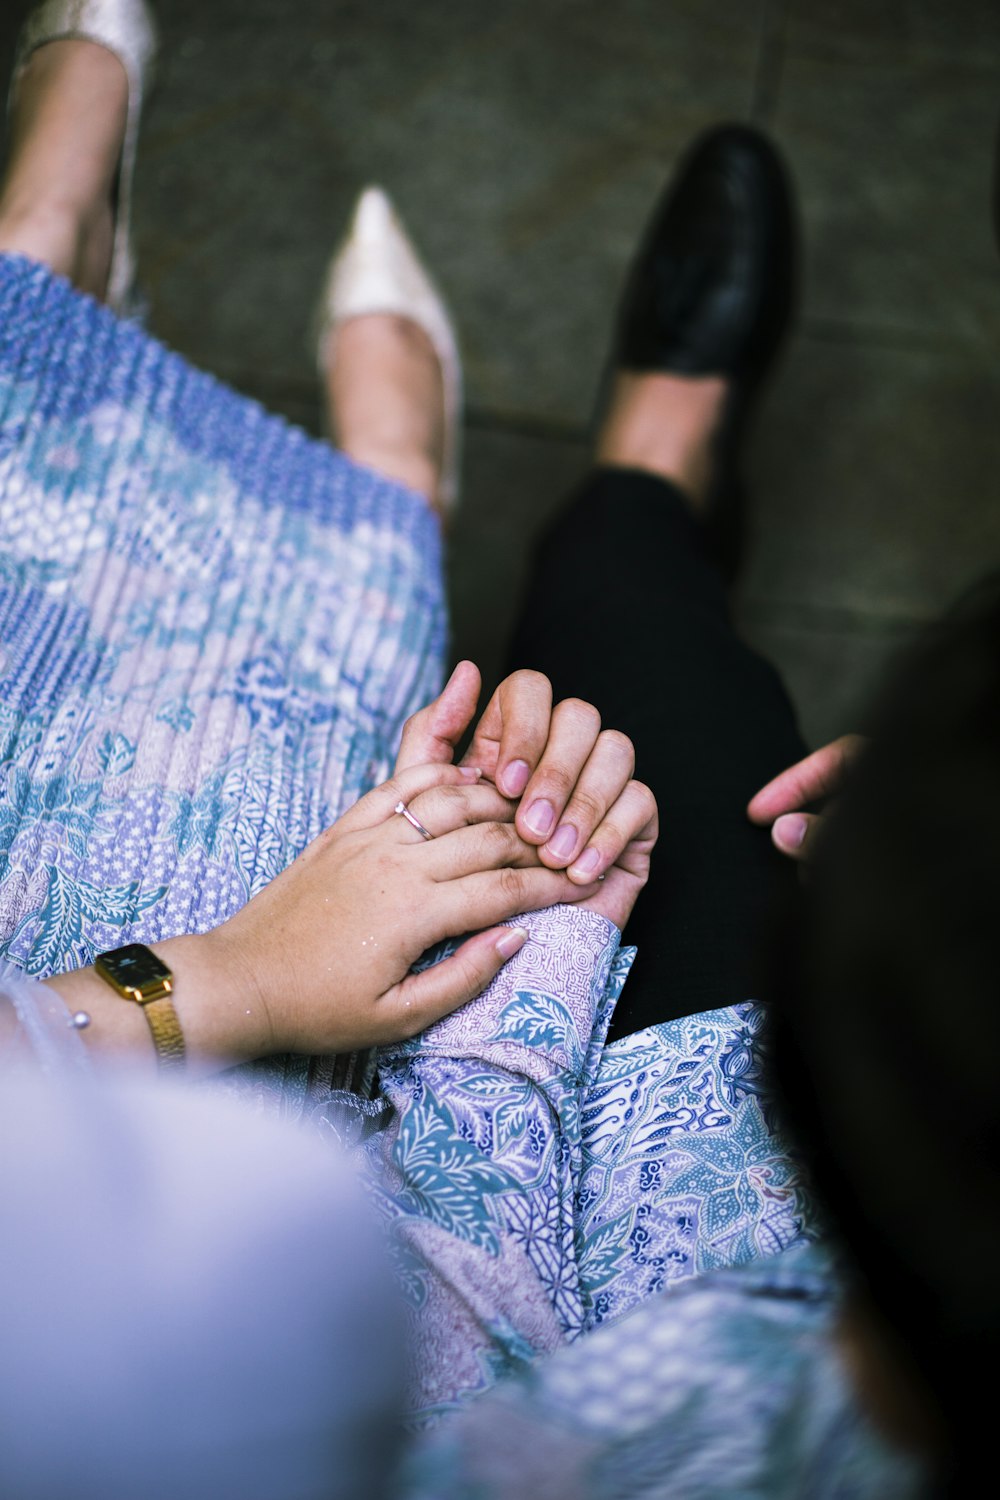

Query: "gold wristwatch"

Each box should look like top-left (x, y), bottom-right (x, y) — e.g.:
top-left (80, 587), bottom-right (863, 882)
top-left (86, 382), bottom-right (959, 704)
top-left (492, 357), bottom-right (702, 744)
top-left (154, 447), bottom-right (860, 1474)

top-left (94, 943), bottom-right (185, 1072)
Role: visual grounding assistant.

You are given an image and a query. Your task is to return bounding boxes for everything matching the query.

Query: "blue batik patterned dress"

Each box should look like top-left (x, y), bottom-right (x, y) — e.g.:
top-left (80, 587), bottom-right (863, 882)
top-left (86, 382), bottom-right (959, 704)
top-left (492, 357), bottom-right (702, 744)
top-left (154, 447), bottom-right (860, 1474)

top-left (0, 254), bottom-right (818, 1430)
top-left (0, 253), bottom-right (444, 1104)
top-left (341, 906), bottom-right (817, 1423)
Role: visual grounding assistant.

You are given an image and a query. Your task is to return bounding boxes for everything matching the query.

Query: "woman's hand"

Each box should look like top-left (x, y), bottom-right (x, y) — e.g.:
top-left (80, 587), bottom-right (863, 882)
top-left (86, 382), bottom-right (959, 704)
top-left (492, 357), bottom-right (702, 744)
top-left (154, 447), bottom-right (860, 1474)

top-left (46, 664), bottom-right (656, 1072)
top-left (213, 761), bottom-right (604, 1057)
top-left (747, 734), bottom-right (865, 860)
top-left (44, 761), bottom-right (601, 1074)
top-left (396, 662), bottom-right (656, 889)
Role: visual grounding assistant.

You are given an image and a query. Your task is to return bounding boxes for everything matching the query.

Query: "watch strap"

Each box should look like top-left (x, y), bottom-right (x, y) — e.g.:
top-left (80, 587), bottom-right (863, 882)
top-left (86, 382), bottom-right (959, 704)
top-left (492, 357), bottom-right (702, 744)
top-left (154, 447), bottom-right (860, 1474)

top-left (140, 994), bottom-right (186, 1071)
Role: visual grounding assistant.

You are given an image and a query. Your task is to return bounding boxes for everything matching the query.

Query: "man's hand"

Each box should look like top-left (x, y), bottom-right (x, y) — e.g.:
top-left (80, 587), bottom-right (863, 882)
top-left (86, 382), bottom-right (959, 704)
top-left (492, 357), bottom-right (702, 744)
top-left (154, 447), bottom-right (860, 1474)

top-left (396, 662), bottom-right (656, 893)
top-left (747, 734), bottom-right (865, 860)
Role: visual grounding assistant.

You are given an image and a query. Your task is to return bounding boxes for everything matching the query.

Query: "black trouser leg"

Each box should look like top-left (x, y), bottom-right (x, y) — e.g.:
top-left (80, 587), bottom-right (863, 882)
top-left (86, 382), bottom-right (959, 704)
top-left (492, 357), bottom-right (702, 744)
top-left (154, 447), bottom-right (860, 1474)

top-left (505, 467), bottom-right (808, 1039)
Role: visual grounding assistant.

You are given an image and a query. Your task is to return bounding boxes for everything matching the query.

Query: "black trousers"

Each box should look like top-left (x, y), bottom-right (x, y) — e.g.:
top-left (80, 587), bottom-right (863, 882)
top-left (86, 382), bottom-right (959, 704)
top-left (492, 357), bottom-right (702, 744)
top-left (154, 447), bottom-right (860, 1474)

top-left (506, 467), bottom-right (808, 1040)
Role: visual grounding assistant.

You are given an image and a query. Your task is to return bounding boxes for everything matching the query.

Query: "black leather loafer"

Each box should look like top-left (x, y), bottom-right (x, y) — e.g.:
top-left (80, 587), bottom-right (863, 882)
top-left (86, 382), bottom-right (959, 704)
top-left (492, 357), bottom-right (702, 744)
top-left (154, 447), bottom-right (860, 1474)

top-left (617, 122), bottom-right (797, 380)
top-left (612, 122), bottom-right (798, 574)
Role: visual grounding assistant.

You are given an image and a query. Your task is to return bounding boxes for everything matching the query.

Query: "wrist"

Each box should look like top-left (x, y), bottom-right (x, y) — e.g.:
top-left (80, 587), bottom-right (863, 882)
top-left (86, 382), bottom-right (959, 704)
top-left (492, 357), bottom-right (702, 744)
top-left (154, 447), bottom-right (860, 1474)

top-left (153, 927), bottom-right (274, 1068)
top-left (42, 926), bottom-right (275, 1076)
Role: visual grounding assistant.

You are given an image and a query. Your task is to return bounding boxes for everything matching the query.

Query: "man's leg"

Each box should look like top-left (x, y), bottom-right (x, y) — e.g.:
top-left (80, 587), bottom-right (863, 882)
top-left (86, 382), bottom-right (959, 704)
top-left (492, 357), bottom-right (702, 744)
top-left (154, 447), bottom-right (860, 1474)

top-left (507, 126), bottom-right (804, 1036)
top-left (507, 377), bottom-right (807, 1037)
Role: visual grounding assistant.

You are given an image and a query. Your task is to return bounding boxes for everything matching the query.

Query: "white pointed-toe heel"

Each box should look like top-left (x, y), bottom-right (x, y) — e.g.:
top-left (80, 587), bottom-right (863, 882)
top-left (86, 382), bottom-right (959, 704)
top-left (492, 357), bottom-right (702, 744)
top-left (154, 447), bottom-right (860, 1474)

top-left (317, 186), bottom-right (463, 514)
top-left (9, 0), bottom-right (158, 312)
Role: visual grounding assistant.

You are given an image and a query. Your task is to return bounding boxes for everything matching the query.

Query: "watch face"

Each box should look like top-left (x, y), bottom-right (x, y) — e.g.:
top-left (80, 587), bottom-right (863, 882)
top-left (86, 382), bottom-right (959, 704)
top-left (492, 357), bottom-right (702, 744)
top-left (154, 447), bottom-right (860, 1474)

top-left (95, 944), bottom-right (172, 988)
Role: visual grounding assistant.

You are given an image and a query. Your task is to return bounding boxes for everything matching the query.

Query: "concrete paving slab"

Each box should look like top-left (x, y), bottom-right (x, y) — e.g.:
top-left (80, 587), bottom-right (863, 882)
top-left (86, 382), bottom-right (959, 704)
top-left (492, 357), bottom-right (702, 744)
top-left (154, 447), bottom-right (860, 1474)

top-left (128, 0), bottom-right (768, 425)
top-left (735, 604), bottom-right (919, 749)
top-left (773, 27), bottom-right (1000, 350)
top-left (783, 0), bottom-right (1000, 66)
top-left (739, 336), bottom-right (1000, 621)
top-left (3, 0), bottom-right (997, 765)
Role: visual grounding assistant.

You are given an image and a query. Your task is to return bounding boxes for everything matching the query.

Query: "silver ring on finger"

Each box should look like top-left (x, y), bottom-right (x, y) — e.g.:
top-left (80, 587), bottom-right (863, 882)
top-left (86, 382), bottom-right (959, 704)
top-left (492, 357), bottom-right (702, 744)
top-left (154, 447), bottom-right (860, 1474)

top-left (394, 799), bottom-right (434, 840)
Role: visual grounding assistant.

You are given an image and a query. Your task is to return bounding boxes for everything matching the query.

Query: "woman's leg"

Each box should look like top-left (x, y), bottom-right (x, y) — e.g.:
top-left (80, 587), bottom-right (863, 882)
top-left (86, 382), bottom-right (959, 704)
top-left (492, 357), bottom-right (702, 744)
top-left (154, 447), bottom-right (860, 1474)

top-left (507, 370), bottom-right (808, 1038)
top-left (0, 39), bottom-right (127, 297)
top-left (0, 36), bottom-right (448, 515)
top-left (0, 32), bottom-right (447, 1051)
top-left (325, 314), bottom-right (446, 514)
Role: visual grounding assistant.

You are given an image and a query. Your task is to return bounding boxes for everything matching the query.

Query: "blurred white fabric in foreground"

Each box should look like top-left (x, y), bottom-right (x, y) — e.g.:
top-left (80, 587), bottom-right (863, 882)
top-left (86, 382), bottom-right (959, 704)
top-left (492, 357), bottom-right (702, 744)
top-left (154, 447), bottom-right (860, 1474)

top-left (0, 991), bottom-right (402, 1500)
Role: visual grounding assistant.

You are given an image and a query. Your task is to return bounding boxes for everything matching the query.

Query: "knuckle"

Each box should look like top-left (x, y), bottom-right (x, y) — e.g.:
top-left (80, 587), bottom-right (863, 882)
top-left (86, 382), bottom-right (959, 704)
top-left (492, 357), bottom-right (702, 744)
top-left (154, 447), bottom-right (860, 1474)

top-left (471, 786), bottom-right (512, 822)
top-left (385, 982), bottom-right (432, 1042)
top-left (565, 787), bottom-right (604, 826)
top-left (600, 728), bottom-right (636, 770)
top-left (556, 697), bottom-right (602, 736)
top-left (414, 783), bottom-right (462, 818)
top-left (312, 822), bottom-right (339, 854)
top-left (633, 778), bottom-right (656, 808)
top-left (509, 668), bottom-right (550, 694)
top-left (484, 820), bottom-right (520, 857)
top-left (381, 773), bottom-right (405, 803)
top-left (435, 782), bottom-right (465, 805)
top-left (455, 956), bottom-right (486, 1002)
top-left (404, 1003), bottom-right (430, 1040)
top-left (631, 780), bottom-right (658, 823)
top-left (373, 848), bottom-right (400, 880)
top-left (490, 792), bottom-right (518, 826)
top-left (389, 1006), bottom-right (423, 1043)
top-left (535, 765), bottom-right (575, 802)
top-left (499, 865), bottom-right (528, 904)
top-left (598, 815), bottom-right (627, 851)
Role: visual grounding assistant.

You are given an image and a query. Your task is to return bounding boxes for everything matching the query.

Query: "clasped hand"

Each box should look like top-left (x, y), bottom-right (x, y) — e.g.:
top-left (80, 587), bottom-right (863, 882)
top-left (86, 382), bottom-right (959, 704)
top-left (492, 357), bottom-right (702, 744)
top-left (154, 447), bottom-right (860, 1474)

top-left (216, 662), bottom-right (657, 1057)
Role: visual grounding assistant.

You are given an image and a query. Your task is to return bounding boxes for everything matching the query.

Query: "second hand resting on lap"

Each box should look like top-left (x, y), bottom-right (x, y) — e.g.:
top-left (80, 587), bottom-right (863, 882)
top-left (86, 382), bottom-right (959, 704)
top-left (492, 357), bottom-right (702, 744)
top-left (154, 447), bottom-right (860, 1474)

top-left (748, 734), bottom-right (865, 860)
top-left (42, 661), bottom-right (657, 1075)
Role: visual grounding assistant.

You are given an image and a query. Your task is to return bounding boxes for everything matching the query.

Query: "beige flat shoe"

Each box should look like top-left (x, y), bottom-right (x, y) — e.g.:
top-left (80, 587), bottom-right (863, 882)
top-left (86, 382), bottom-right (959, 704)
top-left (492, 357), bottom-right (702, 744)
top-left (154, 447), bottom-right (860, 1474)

top-left (317, 186), bottom-right (463, 514)
top-left (10, 0), bottom-right (158, 312)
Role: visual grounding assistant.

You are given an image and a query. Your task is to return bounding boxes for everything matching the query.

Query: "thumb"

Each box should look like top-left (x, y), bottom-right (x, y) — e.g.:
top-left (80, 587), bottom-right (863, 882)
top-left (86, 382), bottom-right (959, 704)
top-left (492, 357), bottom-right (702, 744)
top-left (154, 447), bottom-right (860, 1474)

top-left (772, 811), bottom-right (822, 861)
top-left (395, 660), bottom-right (482, 773)
top-left (379, 925), bottom-right (529, 1038)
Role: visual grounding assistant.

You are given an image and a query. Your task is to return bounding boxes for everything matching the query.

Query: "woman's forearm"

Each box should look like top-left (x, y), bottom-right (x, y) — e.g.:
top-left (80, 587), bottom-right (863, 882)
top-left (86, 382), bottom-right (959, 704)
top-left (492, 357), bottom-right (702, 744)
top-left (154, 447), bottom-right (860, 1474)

top-left (41, 927), bottom-right (269, 1077)
top-left (32, 747), bottom-right (632, 1076)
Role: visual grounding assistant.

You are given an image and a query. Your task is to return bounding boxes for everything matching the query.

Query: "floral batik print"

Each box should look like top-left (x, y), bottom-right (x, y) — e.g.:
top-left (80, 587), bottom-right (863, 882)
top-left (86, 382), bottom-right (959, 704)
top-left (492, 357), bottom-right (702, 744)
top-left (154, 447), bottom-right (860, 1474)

top-left (0, 256), bottom-right (818, 1436)
top-left (309, 907), bottom-right (818, 1424)
top-left (0, 256), bottom-right (444, 998)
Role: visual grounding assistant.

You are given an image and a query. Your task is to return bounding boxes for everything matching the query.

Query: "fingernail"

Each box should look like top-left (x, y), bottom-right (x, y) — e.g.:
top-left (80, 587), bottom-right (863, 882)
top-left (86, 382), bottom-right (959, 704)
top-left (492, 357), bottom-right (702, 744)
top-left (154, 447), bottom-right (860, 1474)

top-left (496, 927), bottom-right (528, 958)
top-left (502, 759), bottom-right (530, 797)
top-left (459, 766), bottom-right (482, 781)
top-left (774, 813), bottom-right (807, 850)
top-left (524, 799), bottom-right (555, 837)
top-left (547, 823), bottom-right (578, 860)
top-left (569, 847), bottom-right (602, 880)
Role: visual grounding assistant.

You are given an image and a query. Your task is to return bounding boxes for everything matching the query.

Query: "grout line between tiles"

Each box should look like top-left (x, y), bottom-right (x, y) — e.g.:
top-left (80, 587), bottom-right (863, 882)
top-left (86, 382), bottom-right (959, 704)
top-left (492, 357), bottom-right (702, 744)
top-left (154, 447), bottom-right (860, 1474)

top-left (184, 302), bottom-right (1000, 456)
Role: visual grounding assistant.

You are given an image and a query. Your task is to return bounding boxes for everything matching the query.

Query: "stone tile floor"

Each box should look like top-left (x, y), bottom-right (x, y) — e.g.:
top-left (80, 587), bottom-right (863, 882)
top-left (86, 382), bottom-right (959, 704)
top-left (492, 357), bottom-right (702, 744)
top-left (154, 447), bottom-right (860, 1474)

top-left (3, 0), bottom-right (999, 747)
